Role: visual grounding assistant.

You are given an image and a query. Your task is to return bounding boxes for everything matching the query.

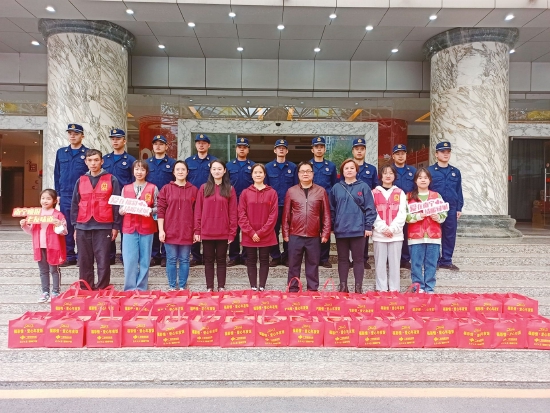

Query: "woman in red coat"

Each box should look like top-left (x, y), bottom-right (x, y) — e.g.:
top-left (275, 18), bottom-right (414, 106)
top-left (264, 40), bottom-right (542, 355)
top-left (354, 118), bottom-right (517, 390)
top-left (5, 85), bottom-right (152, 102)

top-left (238, 164), bottom-right (278, 291)
top-left (194, 160), bottom-right (238, 291)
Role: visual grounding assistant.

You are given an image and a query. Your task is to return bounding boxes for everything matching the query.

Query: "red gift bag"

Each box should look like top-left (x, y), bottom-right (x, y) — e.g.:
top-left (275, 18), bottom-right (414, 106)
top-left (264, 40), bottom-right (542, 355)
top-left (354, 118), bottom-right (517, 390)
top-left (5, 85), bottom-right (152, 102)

top-left (50, 280), bottom-right (94, 313)
top-left (357, 315), bottom-right (391, 348)
top-left (8, 312), bottom-right (50, 348)
top-left (492, 315), bottom-right (526, 349)
top-left (438, 294), bottom-right (471, 318)
top-left (87, 288), bottom-right (121, 312)
top-left (371, 292), bottom-right (407, 316)
top-left (281, 277), bottom-right (314, 315)
top-left (502, 293), bottom-right (538, 317)
top-left (457, 317), bottom-right (494, 349)
top-left (186, 292), bottom-right (220, 315)
top-left (189, 312), bottom-right (224, 346)
top-left (44, 314), bottom-right (86, 348)
top-left (155, 310), bottom-right (190, 347)
top-left (122, 302), bottom-right (157, 347)
top-left (406, 286), bottom-right (439, 317)
top-left (249, 291), bottom-right (282, 315)
top-left (220, 315), bottom-right (255, 347)
top-left (526, 316), bottom-right (550, 350)
top-left (152, 291), bottom-right (189, 316)
top-left (423, 316), bottom-right (458, 348)
top-left (323, 315), bottom-right (359, 347)
top-left (220, 291), bottom-right (251, 315)
top-left (312, 281), bottom-right (347, 315)
top-left (86, 307), bottom-right (123, 348)
top-left (390, 315), bottom-right (425, 348)
top-left (470, 294), bottom-right (503, 317)
top-left (255, 314), bottom-right (290, 347)
top-left (120, 291), bottom-right (159, 313)
top-left (345, 293), bottom-right (376, 316)
top-left (288, 315), bottom-right (324, 347)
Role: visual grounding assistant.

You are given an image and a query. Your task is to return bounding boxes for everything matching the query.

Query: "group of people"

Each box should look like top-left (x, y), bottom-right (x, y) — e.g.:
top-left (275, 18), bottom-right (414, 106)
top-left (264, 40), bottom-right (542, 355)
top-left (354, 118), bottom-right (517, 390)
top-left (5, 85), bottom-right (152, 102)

top-left (21, 123), bottom-right (464, 302)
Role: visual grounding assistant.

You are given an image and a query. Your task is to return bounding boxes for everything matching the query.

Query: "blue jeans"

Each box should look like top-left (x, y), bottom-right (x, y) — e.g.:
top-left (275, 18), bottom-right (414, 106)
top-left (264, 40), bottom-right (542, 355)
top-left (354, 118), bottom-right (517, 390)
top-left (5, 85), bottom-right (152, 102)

top-left (165, 243), bottom-right (191, 289)
top-left (122, 232), bottom-right (154, 291)
top-left (409, 243), bottom-right (439, 293)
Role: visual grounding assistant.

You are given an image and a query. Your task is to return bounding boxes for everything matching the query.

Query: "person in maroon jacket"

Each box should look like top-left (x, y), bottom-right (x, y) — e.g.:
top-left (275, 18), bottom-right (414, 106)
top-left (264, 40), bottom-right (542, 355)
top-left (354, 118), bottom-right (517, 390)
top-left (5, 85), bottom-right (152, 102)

top-left (238, 163), bottom-right (278, 291)
top-left (157, 160), bottom-right (198, 290)
top-left (283, 161), bottom-right (331, 292)
top-left (194, 160), bottom-right (238, 291)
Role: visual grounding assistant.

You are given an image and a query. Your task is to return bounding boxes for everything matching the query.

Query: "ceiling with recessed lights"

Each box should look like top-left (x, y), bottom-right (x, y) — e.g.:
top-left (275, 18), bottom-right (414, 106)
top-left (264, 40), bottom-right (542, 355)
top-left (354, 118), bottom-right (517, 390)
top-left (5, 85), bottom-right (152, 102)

top-left (2, 0), bottom-right (550, 62)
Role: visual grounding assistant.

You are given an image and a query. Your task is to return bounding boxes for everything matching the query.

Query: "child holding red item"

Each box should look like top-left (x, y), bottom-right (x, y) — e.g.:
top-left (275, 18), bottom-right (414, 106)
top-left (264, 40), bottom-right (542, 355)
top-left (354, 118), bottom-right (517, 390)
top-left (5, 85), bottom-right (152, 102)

top-left (20, 189), bottom-right (68, 303)
top-left (406, 167), bottom-right (447, 294)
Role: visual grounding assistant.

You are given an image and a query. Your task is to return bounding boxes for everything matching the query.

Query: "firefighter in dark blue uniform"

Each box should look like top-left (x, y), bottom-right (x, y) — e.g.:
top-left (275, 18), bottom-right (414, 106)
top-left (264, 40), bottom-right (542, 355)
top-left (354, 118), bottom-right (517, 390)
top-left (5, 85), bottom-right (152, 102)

top-left (103, 128), bottom-right (136, 265)
top-left (54, 123), bottom-right (89, 266)
top-left (227, 137), bottom-right (255, 266)
top-left (146, 135), bottom-right (176, 267)
top-left (349, 137), bottom-right (379, 269)
top-left (185, 134), bottom-right (217, 266)
top-left (309, 136), bottom-right (337, 268)
top-left (265, 139), bottom-right (298, 267)
top-left (391, 143), bottom-right (416, 269)
top-left (428, 141), bottom-right (463, 271)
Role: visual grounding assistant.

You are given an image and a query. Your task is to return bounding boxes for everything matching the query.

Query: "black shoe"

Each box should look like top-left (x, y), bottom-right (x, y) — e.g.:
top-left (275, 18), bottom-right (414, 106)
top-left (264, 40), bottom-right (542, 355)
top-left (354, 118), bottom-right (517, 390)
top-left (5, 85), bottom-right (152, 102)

top-left (338, 283), bottom-right (349, 293)
top-left (364, 261), bottom-right (371, 270)
top-left (269, 258), bottom-right (281, 268)
top-left (400, 262), bottom-right (411, 269)
top-left (190, 259), bottom-right (202, 267)
top-left (110, 258), bottom-right (116, 265)
top-left (355, 284), bottom-right (363, 294)
top-left (227, 259), bottom-right (239, 267)
top-left (282, 258), bottom-right (289, 267)
top-left (321, 261), bottom-right (332, 269)
top-left (60, 260), bottom-right (77, 267)
top-left (439, 263), bottom-right (459, 271)
top-left (150, 258), bottom-right (160, 267)
top-left (160, 258), bottom-right (167, 268)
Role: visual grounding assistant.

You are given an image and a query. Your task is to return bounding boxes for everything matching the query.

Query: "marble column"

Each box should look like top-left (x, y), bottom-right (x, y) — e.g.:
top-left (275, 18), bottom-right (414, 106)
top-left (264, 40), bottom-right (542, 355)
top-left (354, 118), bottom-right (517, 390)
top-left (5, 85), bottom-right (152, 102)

top-left (38, 19), bottom-right (135, 189)
top-left (423, 28), bottom-right (522, 238)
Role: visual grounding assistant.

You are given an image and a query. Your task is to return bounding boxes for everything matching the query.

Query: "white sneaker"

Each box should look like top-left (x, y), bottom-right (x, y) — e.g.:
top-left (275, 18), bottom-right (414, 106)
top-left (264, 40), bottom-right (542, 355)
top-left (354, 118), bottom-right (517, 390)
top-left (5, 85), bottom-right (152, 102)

top-left (38, 292), bottom-right (50, 303)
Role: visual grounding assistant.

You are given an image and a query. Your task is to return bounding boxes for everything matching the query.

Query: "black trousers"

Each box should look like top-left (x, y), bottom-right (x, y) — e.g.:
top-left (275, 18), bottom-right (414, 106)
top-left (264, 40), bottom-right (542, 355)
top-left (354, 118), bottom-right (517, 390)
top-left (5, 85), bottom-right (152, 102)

top-left (246, 246), bottom-right (270, 288)
top-left (203, 239), bottom-right (228, 290)
top-left (191, 241), bottom-right (202, 262)
top-left (151, 232), bottom-right (166, 260)
top-left (287, 235), bottom-right (320, 292)
top-left (110, 232), bottom-right (123, 261)
top-left (76, 228), bottom-right (112, 290)
top-left (228, 225), bottom-right (247, 261)
top-left (336, 236), bottom-right (366, 286)
top-left (401, 223), bottom-right (410, 264)
top-left (320, 237), bottom-right (331, 263)
top-left (364, 235), bottom-right (371, 262)
top-left (270, 205), bottom-right (288, 261)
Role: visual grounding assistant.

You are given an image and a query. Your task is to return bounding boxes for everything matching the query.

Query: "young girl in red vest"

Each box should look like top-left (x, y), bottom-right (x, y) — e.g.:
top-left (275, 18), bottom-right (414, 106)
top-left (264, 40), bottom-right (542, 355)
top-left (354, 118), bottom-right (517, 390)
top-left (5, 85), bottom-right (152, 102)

top-left (372, 164), bottom-right (407, 292)
top-left (406, 167), bottom-right (447, 293)
top-left (20, 189), bottom-right (67, 303)
top-left (120, 160), bottom-right (158, 291)
top-left (194, 160), bottom-right (238, 292)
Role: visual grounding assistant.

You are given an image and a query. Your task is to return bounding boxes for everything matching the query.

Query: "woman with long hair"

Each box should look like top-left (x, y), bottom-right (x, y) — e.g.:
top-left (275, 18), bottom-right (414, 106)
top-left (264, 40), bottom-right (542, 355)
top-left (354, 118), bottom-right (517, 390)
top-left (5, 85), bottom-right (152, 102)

top-left (194, 160), bottom-right (238, 291)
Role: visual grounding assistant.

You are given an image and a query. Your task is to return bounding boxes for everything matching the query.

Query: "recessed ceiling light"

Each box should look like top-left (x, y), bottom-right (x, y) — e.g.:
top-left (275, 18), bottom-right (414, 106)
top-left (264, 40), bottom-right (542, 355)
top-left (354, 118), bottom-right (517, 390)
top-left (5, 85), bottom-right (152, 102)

top-left (355, 102), bottom-right (358, 105)
top-left (366, 25), bottom-right (374, 31)
top-left (126, 9), bottom-right (134, 15)
top-left (46, 6), bottom-right (55, 12)
top-left (329, 13), bottom-right (337, 19)
top-left (429, 15), bottom-right (437, 21)
top-left (300, 101), bottom-right (304, 104)
top-left (189, 99), bottom-right (193, 102)
top-left (34, 141), bottom-right (38, 144)
top-left (391, 48), bottom-right (399, 53)
top-left (158, 44), bottom-right (165, 49)
top-left (229, 12), bottom-right (236, 18)
top-left (246, 100), bottom-right (250, 103)
top-left (505, 14), bottom-right (515, 21)
top-left (509, 49), bottom-right (515, 54)
top-left (277, 24), bottom-right (285, 30)
top-left (188, 22), bottom-right (196, 27)
top-left (314, 47), bottom-right (321, 52)
top-left (31, 40), bottom-right (40, 46)
top-left (237, 46), bottom-right (244, 51)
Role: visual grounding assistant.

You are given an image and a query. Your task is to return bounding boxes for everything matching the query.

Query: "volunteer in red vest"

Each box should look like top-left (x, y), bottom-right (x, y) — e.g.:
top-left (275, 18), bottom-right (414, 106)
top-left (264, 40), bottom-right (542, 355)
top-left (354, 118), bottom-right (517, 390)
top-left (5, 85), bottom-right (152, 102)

top-left (70, 149), bottom-right (121, 290)
top-left (120, 160), bottom-right (158, 291)
top-left (372, 164), bottom-right (407, 292)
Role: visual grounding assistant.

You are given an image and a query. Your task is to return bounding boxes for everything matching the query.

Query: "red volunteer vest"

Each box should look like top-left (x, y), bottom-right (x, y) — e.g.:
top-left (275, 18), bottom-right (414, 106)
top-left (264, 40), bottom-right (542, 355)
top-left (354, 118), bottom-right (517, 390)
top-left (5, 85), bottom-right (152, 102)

top-left (407, 191), bottom-right (442, 240)
top-left (373, 188), bottom-right (401, 226)
top-left (76, 174), bottom-right (114, 223)
top-left (121, 182), bottom-right (157, 235)
top-left (31, 209), bottom-right (67, 265)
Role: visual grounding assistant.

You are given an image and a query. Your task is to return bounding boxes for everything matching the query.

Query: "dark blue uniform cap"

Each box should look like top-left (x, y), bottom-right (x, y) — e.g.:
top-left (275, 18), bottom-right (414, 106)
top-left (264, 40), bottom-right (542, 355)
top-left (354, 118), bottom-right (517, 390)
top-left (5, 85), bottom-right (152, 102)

top-left (274, 139), bottom-right (288, 148)
top-left (109, 128), bottom-right (125, 138)
top-left (392, 143), bottom-right (407, 153)
top-left (352, 138), bottom-right (366, 147)
top-left (436, 141), bottom-right (452, 151)
top-left (236, 137), bottom-right (250, 147)
top-left (152, 135), bottom-right (168, 144)
top-left (66, 123), bottom-right (84, 133)
top-left (312, 137), bottom-right (326, 146)
top-left (195, 134), bottom-right (211, 143)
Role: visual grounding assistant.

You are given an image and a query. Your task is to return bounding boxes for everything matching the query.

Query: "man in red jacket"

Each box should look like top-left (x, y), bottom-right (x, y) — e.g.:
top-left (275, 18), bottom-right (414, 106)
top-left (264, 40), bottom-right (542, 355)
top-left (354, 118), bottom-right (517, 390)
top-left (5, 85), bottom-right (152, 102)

top-left (283, 161), bottom-right (331, 292)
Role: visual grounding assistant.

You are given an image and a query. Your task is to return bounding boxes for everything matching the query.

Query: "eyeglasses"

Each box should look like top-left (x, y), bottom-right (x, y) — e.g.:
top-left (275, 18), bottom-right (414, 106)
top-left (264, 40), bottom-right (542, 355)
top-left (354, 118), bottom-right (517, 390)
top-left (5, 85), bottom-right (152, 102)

top-left (299, 170), bottom-right (313, 174)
